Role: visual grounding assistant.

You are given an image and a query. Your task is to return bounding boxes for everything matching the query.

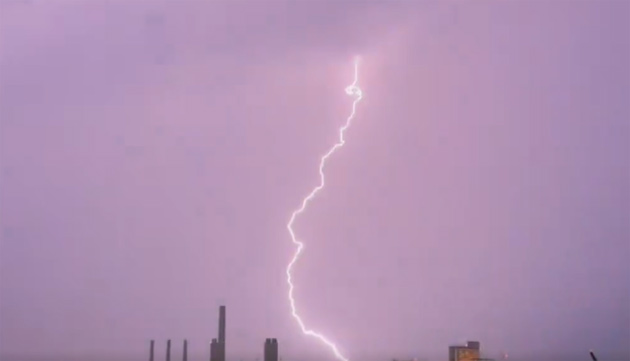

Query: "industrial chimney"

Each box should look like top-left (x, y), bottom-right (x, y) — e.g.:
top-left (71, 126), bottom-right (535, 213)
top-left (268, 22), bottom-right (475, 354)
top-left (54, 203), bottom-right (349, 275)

top-left (218, 305), bottom-right (226, 361)
top-left (166, 339), bottom-right (171, 361)
top-left (219, 305), bottom-right (226, 345)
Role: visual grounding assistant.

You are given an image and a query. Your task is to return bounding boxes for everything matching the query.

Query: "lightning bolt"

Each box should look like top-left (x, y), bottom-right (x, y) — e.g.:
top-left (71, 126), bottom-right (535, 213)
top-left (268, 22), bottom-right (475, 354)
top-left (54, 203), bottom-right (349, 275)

top-left (286, 57), bottom-right (363, 361)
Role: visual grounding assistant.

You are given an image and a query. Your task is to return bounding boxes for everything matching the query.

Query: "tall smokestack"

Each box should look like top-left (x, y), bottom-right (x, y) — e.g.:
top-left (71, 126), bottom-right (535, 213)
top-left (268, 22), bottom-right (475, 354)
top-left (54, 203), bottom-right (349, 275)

top-left (218, 305), bottom-right (226, 344)
top-left (149, 340), bottom-right (154, 361)
top-left (183, 340), bottom-right (188, 361)
top-left (166, 340), bottom-right (171, 361)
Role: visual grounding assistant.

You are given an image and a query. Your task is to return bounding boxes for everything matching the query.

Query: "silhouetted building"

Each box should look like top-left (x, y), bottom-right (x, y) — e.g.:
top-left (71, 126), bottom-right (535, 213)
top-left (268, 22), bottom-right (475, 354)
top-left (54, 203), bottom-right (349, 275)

top-left (219, 305), bottom-right (226, 344)
top-left (149, 340), bottom-right (154, 361)
top-left (264, 338), bottom-right (279, 361)
top-left (449, 341), bottom-right (481, 361)
top-left (166, 339), bottom-right (172, 361)
top-left (211, 339), bottom-right (220, 361)
top-left (217, 306), bottom-right (226, 361)
top-left (467, 341), bottom-right (480, 350)
top-left (144, 306), bottom-right (229, 361)
top-left (210, 305), bottom-right (227, 361)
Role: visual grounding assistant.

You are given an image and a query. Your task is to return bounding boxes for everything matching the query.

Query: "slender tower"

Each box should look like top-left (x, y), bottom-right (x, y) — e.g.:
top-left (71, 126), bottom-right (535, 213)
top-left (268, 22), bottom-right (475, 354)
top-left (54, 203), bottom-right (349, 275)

top-left (218, 305), bottom-right (226, 344)
top-left (218, 305), bottom-right (226, 361)
top-left (149, 340), bottom-right (154, 361)
top-left (183, 339), bottom-right (188, 361)
top-left (166, 340), bottom-right (171, 361)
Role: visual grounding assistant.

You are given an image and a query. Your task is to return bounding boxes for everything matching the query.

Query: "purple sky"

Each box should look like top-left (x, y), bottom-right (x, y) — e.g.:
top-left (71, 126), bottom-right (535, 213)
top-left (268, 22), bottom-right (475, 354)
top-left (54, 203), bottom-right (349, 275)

top-left (1, 1), bottom-right (628, 360)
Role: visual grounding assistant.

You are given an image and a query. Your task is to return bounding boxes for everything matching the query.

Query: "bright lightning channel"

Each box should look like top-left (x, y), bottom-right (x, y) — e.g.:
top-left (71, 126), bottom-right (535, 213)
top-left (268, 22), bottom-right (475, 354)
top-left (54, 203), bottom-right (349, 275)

top-left (286, 57), bottom-right (363, 361)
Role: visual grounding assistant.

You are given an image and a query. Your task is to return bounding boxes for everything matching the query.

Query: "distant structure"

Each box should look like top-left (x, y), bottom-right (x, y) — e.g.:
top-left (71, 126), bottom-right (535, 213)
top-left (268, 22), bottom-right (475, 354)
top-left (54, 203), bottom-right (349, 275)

top-left (264, 338), bottom-right (279, 361)
top-left (148, 305), bottom-right (275, 361)
top-left (219, 305), bottom-right (226, 344)
top-left (149, 340), bottom-right (154, 361)
top-left (449, 341), bottom-right (481, 361)
top-left (211, 338), bottom-right (220, 361)
top-left (211, 305), bottom-right (227, 361)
